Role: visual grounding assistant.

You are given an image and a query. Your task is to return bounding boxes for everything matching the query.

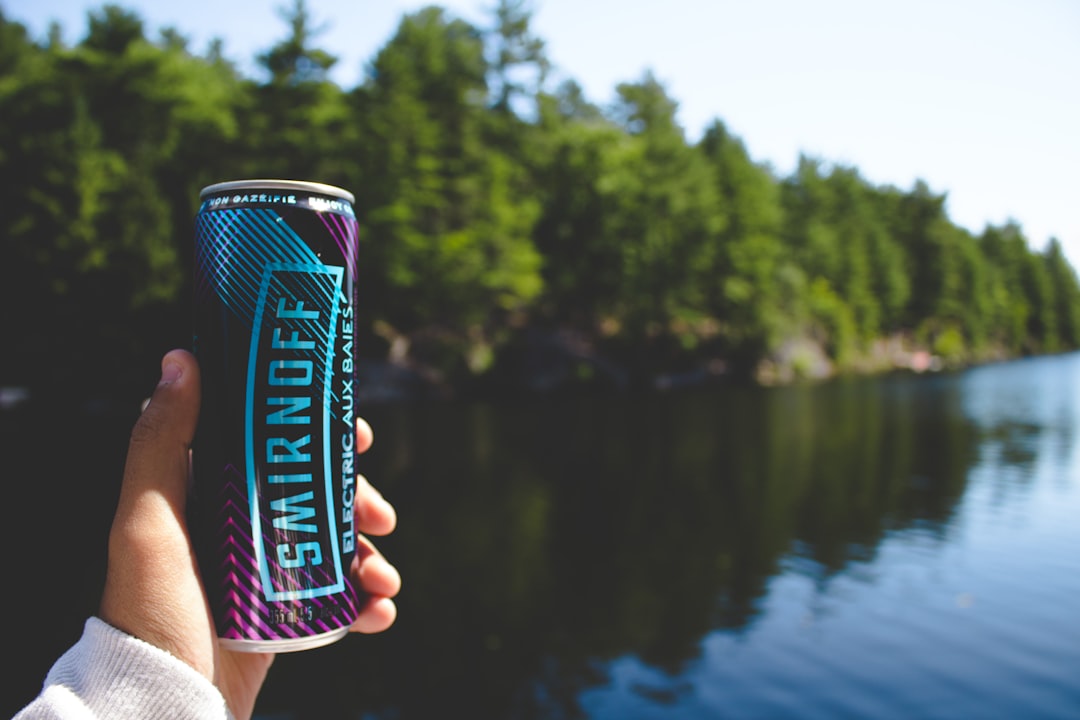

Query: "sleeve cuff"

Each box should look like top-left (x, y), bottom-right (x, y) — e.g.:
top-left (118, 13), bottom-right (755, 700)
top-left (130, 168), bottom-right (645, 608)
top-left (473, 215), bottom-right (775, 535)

top-left (17, 617), bottom-right (232, 720)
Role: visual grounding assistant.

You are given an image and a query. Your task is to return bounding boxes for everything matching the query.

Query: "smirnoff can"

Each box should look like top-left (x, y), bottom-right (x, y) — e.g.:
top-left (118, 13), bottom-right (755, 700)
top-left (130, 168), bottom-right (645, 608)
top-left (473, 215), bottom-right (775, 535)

top-left (191, 179), bottom-right (361, 652)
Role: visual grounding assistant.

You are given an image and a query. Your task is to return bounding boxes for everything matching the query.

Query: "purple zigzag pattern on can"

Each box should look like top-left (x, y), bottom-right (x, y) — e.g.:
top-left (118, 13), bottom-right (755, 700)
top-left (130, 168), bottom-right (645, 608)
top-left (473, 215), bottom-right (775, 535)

top-left (320, 211), bottom-right (358, 422)
top-left (255, 498), bottom-right (360, 635)
top-left (216, 464), bottom-right (272, 640)
top-left (319, 212), bottom-right (358, 282)
top-left (216, 465), bottom-right (359, 641)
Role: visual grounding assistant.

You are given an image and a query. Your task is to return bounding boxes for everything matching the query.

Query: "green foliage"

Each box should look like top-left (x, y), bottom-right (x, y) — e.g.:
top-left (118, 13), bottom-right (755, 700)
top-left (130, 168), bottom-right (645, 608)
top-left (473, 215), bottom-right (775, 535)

top-left (1045, 238), bottom-right (1080, 347)
top-left (598, 72), bottom-right (723, 339)
top-left (3, 2), bottom-right (1079, 391)
top-left (699, 121), bottom-right (788, 361)
top-left (806, 278), bottom-right (858, 363)
top-left (257, 0), bottom-right (337, 86)
top-left (530, 85), bottom-right (626, 324)
top-left (979, 222), bottom-right (1033, 353)
top-left (780, 159), bottom-right (911, 346)
top-left (487, 0), bottom-right (548, 115)
top-left (931, 325), bottom-right (967, 365)
top-left (350, 7), bottom-right (541, 334)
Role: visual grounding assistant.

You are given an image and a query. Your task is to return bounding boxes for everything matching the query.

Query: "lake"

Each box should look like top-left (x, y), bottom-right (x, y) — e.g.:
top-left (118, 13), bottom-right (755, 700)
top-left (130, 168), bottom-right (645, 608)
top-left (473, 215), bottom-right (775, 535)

top-left (3, 353), bottom-right (1079, 719)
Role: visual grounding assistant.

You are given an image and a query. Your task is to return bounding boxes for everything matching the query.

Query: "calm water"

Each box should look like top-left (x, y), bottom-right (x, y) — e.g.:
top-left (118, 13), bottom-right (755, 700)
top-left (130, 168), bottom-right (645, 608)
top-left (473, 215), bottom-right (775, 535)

top-left (4, 353), bottom-right (1080, 719)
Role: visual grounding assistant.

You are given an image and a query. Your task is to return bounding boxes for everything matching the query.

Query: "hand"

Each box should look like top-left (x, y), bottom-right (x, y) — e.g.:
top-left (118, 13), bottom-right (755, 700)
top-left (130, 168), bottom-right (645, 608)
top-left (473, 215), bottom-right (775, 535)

top-left (98, 349), bottom-right (400, 719)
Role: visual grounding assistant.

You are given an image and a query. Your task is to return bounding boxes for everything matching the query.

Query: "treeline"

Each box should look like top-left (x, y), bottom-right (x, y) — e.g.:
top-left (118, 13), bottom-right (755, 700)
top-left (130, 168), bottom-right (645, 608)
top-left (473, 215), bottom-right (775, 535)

top-left (2, 1), bottom-right (1079, 394)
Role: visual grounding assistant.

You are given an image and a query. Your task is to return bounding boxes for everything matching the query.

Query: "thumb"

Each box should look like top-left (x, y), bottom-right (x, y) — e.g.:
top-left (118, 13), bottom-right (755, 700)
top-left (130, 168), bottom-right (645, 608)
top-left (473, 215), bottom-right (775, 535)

top-left (100, 349), bottom-right (212, 672)
top-left (116, 349), bottom-right (201, 522)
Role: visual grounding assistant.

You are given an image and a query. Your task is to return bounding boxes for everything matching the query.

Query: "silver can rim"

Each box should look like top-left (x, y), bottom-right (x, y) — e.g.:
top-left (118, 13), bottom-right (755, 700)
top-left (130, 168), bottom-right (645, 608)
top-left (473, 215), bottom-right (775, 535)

top-left (199, 179), bottom-right (355, 204)
top-left (218, 625), bottom-right (350, 654)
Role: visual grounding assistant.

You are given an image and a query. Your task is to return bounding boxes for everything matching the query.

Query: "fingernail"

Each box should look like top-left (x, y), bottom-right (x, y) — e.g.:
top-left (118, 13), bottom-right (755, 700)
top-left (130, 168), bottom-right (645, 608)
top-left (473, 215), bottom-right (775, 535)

top-left (160, 360), bottom-right (183, 387)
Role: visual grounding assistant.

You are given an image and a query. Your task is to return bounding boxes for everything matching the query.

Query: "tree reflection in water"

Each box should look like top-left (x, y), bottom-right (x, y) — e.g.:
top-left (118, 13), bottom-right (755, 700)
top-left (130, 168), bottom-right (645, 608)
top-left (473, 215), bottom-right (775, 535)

top-left (6, 358), bottom-right (1074, 720)
top-left (262, 371), bottom-right (988, 719)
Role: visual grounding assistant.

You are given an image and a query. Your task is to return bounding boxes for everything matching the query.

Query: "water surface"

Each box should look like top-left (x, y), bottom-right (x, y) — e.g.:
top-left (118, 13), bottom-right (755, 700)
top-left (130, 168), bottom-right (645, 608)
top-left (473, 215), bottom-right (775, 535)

top-left (3, 354), bottom-right (1078, 719)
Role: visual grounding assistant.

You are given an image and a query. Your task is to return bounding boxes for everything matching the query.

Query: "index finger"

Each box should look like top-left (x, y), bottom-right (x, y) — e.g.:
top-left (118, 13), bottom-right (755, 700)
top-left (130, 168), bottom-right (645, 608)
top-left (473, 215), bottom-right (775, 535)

top-left (356, 416), bottom-right (373, 454)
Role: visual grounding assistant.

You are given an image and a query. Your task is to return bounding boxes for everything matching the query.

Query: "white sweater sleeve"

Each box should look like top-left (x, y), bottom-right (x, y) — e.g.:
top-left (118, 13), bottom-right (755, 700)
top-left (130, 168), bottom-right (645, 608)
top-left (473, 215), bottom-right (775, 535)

top-left (13, 617), bottom-right (232, 720)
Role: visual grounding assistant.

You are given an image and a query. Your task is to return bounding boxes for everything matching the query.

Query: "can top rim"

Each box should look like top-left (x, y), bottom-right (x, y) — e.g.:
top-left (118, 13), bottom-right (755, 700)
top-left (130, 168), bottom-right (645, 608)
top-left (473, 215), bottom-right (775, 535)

top-left (199, 179), bottom-right (355, 204)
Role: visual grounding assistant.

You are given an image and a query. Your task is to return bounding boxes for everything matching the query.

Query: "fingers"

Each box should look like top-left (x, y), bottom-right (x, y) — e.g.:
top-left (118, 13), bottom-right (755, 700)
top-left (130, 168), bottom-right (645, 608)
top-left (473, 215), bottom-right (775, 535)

top-left (350, 535), bottom-right (400, 634)
top-left (351, 416), bottom-right (389, 534)
top-left (355, 475), bottom-right (396, 536)
top-left (348, 414), bottom-right (400, 634)
top-left (356, 415), bottom-right (373, 454)
top-left (352, 415), bottom-right (393, 535)
top-left (353, 534), bottom-right (401, 598)
top-left (351, 596), bottom-right (398, 634)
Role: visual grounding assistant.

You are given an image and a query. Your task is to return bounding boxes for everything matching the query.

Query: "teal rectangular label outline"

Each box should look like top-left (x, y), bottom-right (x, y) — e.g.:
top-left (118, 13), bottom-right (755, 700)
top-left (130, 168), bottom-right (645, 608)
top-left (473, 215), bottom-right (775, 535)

top-left (246, 262), bottom-right (345, 602)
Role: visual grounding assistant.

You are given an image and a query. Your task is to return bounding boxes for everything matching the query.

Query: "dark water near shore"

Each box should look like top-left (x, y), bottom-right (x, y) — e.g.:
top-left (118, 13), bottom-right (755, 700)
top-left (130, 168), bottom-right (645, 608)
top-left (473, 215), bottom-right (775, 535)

top-left (4, 353), bottom-right (1080, 719)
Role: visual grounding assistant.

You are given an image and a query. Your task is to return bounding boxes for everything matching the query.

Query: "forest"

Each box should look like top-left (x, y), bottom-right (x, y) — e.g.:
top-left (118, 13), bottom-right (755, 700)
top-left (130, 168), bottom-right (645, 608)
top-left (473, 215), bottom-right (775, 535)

top-left (3, 1), bottom-right (1079, 399)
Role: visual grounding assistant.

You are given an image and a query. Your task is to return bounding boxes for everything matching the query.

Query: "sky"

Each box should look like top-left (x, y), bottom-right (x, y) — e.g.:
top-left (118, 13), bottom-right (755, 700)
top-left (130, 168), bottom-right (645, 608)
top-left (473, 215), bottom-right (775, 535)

top-left (6, 0), bottom-right (1080, 266)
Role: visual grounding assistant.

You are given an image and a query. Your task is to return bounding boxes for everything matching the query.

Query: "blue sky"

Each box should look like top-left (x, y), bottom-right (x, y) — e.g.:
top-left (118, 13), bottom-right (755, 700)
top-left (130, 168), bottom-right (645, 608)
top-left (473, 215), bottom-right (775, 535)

top-left (7, 0), bottom-right (1080, 266)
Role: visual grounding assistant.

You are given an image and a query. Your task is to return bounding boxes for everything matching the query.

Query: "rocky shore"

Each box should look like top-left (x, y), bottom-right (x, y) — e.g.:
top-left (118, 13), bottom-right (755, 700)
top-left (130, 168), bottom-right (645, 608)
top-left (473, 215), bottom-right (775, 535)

top-left (354, 327), bottom-right (969, 404)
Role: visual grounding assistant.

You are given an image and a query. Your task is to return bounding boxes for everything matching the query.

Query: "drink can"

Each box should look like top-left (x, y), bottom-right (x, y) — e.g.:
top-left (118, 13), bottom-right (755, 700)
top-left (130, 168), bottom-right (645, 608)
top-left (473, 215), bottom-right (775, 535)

top-left (191, 179), bottom-right (360, 652)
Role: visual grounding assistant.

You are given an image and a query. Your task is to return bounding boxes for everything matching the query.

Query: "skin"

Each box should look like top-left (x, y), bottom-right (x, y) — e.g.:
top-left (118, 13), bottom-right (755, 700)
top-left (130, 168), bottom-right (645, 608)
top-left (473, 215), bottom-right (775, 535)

top-left (98, 349), bottom-right (401, 719)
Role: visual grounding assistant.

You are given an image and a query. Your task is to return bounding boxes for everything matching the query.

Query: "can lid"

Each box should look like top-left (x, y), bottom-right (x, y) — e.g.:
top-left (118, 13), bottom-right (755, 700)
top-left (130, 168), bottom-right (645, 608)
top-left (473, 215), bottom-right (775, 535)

top-left (199, 179), bottom-right (355, 204)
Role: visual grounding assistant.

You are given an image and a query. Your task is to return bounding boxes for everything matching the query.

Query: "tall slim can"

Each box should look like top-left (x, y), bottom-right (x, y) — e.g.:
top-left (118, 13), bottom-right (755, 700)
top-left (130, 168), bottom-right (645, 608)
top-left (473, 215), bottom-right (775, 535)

top-left (191, 179), bottom-right (361, 652)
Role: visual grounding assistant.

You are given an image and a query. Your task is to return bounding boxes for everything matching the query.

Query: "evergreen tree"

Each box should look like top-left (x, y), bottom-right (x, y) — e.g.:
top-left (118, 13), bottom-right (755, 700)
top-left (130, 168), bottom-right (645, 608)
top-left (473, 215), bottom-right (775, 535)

top-left (487, 0), bottom-right (548, 116)
top-left (531, 82), bottom-right (625, 327)
top-left (698, 120), bottom-right (788, 362)
top-left (3, 2), bottom-right (1080, 390)
top-left (245, 0), bottom-right (349, 182)
top-left (601, 71), bottom-right (721, 342)
top-left (979, 222), bottom-right (1032, 354)
top-left (351, 7), bottom-right (542, 338)
top-left (0, 5), bottom-right (243, 388)
top-left (1045, 238), bottom-right (1080, 348)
